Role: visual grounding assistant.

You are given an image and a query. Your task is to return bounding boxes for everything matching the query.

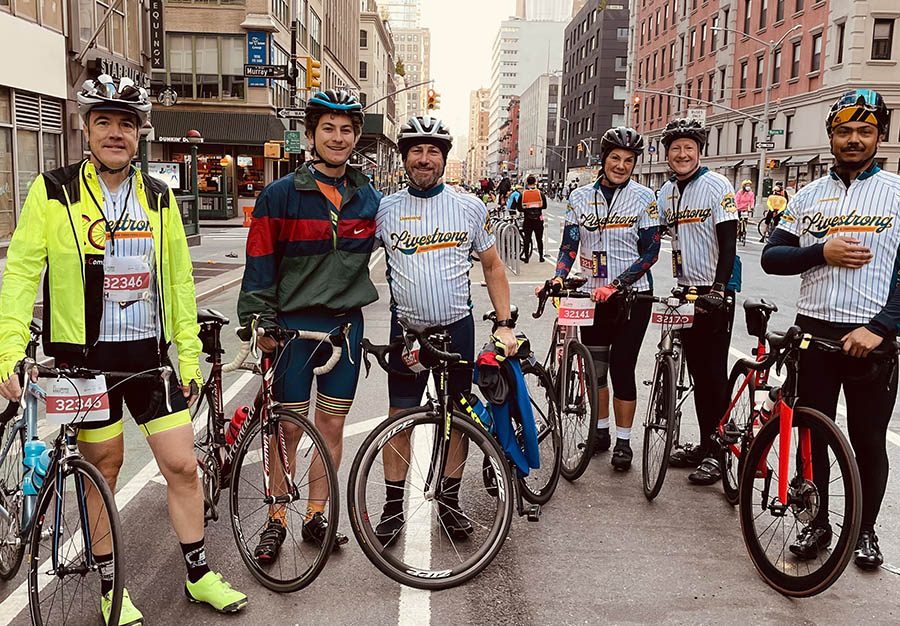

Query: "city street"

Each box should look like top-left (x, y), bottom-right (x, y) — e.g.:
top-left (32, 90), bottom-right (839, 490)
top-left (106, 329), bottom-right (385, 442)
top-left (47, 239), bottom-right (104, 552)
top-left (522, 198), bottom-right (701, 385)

top-left (1, 200), bottom-right (898, 625)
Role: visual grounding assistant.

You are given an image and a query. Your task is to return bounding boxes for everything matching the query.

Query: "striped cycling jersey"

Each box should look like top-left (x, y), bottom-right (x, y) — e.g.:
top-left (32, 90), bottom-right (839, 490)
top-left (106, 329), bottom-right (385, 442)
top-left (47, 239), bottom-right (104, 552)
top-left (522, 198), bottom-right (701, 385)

top-left (657, 167), bottom-right (738, 287)
top-left (376, 184), bottom-right (495, 326)
top-left (776, 166), bottom-right (900, 325)
top-left (565, 179), bottom-right (659, 291)
top-left (93, 173), bottom-right (158, 342)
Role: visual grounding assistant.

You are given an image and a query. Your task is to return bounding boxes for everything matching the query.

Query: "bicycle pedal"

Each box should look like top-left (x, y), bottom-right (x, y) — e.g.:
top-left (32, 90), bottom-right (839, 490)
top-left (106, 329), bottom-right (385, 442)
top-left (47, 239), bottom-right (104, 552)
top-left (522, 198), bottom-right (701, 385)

top-left (642, 380), bottom-right (652, 386)
top-left (721, 424), bottom-right (741, 445)
top-left (525, 504), bottom-right (541, 522)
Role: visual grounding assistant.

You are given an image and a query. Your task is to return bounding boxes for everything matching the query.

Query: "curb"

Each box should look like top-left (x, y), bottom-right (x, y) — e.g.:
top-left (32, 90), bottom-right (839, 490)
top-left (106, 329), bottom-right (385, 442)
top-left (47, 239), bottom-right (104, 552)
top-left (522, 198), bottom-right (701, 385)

top-left (195, 266), bottom-right (245, 303)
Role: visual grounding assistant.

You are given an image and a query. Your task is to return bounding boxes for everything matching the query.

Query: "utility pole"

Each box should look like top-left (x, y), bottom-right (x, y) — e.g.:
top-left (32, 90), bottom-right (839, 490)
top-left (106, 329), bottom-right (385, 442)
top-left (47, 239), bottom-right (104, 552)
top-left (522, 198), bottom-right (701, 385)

top-left (288, 7), bottom-right (300, 171)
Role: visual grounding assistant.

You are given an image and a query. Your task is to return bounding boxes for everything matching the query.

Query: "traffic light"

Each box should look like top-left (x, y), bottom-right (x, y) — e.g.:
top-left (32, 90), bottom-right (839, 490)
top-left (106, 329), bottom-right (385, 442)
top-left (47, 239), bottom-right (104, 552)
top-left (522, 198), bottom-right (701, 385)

top-left (632, 95), bottom-right (641, 117)
top-left (577, 143), bottom-right (583, 155)
top-left (426, 88), bottom-right (440, 110)
top-left (529, 146), bottom-right (535, 156)
top-left (306, 57), bottom-right (321, 89)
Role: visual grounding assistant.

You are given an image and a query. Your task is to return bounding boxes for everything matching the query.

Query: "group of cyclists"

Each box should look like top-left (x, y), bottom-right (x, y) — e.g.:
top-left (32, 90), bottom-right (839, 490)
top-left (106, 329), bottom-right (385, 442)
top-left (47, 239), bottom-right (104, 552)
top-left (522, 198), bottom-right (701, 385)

top-left (0, 76), bottom-right (896, 624)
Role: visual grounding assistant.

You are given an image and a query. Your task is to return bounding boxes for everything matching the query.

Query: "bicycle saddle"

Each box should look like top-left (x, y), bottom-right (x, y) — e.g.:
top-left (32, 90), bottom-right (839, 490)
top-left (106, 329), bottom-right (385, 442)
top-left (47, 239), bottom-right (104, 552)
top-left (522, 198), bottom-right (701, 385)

top-left (198, 308), bottom-right (230, 325)
top-left (742, 298), bottom-right (778, 314)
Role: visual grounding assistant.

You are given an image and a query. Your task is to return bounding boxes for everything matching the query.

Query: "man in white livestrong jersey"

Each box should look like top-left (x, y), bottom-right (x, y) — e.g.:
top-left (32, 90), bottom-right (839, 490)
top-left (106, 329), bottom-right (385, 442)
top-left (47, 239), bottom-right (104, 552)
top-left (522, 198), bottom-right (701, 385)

top-left (762, 89), bottom-right (900, 569)
top-left (373, 116), bottom-right (518, 546)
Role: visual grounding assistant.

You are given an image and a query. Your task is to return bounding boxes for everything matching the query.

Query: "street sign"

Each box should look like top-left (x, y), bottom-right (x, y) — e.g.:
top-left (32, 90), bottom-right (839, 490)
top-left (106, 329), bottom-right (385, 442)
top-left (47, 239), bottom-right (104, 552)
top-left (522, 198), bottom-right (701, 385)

top-left (276, 108), bottom-right (306, 120)
top-left (243, 64), bottom-right (288, 79)
top-left (686, 108), bottom-right (707, 127)
top-left (284, 130), bottom-right (304, 153)
top-left (767, 129), bottom-right (784, 136)
top-left (756, 140), bottom-right (776, 150)
top-left (648, 145), bottom-right (657, 154)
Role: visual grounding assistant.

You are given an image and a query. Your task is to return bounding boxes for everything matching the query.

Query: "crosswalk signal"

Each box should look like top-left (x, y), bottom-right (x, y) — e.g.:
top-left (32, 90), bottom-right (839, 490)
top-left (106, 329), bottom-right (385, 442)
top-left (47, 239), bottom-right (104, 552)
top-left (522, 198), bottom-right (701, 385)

top-left (306, 57), bottom-right (321, 89)
top-left (426, 88), bottom-right (440, 110)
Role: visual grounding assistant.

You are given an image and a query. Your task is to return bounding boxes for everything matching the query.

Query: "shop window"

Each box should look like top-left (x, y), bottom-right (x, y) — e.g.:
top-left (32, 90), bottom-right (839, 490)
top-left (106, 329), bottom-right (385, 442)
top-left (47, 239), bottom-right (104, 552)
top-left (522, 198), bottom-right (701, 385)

top-left (16, 129), bottom-right (38, 206)
top-left (0, 129), bottom-right (12, 240)
top-left (15, 0), bottom-right (37, 21)
top-left (221, 37), bottom-right (245, 99)
top-left (41, 0), bottom-right (63, 31)
top-left (161, 34), bottom-right (246, 101)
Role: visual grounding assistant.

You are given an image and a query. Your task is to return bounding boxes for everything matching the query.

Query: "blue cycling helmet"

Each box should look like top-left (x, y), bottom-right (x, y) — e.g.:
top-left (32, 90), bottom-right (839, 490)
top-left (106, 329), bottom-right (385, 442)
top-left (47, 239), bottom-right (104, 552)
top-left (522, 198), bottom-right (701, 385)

top-left (305, 90), bottom-right (364, 129)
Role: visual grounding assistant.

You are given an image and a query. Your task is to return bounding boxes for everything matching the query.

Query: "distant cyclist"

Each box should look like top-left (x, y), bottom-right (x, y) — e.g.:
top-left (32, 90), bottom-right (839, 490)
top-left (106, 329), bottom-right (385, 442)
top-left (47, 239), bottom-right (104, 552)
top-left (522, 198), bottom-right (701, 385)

top-left (735, 179), bottom-right (755, 218)
top-left (497, 172), bottom-right (512, 206)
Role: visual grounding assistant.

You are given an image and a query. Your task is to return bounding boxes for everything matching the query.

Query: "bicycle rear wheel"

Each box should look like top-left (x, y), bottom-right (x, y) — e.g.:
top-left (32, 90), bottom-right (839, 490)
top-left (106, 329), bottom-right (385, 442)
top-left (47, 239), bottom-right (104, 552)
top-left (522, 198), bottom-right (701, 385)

top-left (757, 220), bottom-right (768, 240)
top-left (642, 355), bottom-right (677, 500)
top-left (347, 408), bottom-right (514, 590)
top-left (559, 341), bottom-right (598, 481)
top-left (739, 407), bottom-right (861, 597)
top-left (518, 362), bottom-right (561, 505)
top-left (230, 408), bottom-right (339, 592)
top-left (192, 388), bottom-right (224, 524)
top-left (0, 421), bottom-right (26, 580)
top-left (28, 458), bottom-right (123, 626)
top-left (722, 365), bottom-right (756, 506)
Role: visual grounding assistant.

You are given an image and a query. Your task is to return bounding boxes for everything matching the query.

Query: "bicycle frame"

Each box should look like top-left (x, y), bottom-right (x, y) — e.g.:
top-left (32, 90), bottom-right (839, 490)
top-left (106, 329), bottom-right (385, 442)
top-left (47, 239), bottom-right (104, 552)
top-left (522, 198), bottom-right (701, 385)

top-left (720, 335), bottom-right (771, 460)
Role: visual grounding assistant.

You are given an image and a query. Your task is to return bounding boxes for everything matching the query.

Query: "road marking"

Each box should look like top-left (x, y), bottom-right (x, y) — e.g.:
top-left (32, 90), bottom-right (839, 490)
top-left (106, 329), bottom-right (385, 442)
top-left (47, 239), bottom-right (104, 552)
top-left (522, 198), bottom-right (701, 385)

top-left (370, 249), bottom-right (385, 270)
top-left (398, 423), bottom-right (433, 626)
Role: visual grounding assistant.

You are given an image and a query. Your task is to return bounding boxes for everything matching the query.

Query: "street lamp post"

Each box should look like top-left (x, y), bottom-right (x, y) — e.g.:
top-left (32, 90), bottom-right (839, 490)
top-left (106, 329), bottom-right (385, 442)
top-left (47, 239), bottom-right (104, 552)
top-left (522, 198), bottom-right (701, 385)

top-left (711, 24), bottom-right (801, 215)
top-left (559, 117), bottom-right (571, 184)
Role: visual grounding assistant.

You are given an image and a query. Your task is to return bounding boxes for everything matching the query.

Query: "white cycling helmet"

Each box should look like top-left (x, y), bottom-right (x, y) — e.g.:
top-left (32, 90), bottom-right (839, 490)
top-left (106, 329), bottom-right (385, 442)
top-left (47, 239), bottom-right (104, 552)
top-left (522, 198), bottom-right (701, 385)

top-left (77, 74), bottom-right (151, 125)
top-left (398, 116), bottom-right (453, 159)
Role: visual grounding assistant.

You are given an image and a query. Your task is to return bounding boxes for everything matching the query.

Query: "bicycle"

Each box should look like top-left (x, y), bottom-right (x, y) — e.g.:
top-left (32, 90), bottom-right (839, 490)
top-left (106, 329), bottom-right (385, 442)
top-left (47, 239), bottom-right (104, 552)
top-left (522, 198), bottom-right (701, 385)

top-left (736, 325), bottom-right (883, 597)
top-left (737, 215), bottom-right (749, 246)
top-left (0, 322), bottom-right (171, 625)
top-left (533, 276), bottom-right (599, 481)
top-left (191, 310), bottom-right (341, 592)
top-left (347, 317), bottom-right (549, 590)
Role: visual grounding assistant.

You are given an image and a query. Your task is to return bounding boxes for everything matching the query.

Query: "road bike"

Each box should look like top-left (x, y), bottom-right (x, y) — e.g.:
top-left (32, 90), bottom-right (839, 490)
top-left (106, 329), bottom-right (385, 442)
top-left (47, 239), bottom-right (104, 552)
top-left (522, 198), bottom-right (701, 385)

top-left (191, 310), bottom-right (340, 592)
top-left (347, 315), bottom-right (552, 590)
top-left (0, 322), bottom-right (170, 625)
top-left (737, 216), bottom-right (749, 246)
top-left (735, 325), bottom-right (883, 597)
top-left (533, 276), bottom-right (599, 481)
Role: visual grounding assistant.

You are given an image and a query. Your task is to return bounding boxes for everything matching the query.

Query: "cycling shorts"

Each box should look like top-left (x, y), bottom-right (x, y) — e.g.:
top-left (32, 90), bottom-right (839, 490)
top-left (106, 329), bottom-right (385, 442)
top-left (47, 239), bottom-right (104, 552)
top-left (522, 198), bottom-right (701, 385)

top-left (273, 308), bottom-right (364, 412)
top-left (75, 338), bottom-right (190, 443)
top-left (388, 313), bottom-right (475, 409)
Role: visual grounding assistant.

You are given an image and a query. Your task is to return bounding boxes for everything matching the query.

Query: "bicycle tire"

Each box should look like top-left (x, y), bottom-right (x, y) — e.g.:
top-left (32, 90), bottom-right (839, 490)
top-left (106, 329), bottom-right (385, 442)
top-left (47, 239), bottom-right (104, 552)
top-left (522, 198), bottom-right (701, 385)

top-left (192, 387), bottom-right (223, 521)
top-left (347, 408), bottom-right (514, 590)
top-left (757, 220), bottom-right (767, 240)
top-left (722, 365), bottom-right (756, 506)
top-left (28, 458), bottom-right (123, 626)
top-left (229, 408), bottom-right (339, 592)
top-left (518, 362), bottom-right (562, 505)
top-left (738, 407), bottom-right (862, 597)
top-left (0, 422), bottom-right (26, 580)
top-left (642, 354), bottom-right (677, 500)
top-left (559, 341), bottom-right (598, 482)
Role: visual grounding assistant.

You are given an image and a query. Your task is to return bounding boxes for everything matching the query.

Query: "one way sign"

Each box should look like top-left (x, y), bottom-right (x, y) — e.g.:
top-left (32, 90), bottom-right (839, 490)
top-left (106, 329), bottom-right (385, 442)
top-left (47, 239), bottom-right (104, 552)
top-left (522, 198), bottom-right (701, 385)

top-left (276, 108), bottom-right (306, 120)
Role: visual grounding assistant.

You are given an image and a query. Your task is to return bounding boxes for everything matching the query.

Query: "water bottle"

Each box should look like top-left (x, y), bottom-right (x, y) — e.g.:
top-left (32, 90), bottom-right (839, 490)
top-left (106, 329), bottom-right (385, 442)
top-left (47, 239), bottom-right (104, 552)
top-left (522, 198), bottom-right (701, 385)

top-left (461, 393), bottom-right (492, 432)
top-left (225, 406), bottom-right (251, 445)
top-left (759, 388), bottom-right (779, 422)
top-left (23, 440), bottom-right (50, 496)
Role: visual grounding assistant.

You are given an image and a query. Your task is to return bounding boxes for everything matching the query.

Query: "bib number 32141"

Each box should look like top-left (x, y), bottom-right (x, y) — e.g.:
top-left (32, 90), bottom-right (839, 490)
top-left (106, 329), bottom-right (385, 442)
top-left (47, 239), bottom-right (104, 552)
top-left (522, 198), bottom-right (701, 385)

top-left (558, 297), bottom-right (595, 326)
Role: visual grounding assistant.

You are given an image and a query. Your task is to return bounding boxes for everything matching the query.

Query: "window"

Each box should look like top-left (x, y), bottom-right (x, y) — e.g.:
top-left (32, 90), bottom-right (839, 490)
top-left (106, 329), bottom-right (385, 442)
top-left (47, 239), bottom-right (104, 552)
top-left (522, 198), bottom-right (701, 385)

top-left (772, 48), bottom-right (781, 83)
top-left (664, 4), bottom-right (669, 30)
top-left (708, 72), bottom-right (715, 102)
top-left (795, 0), bottom-right (803, 11)
top-left (653, 51), bottom-right (658, 80)
top-left (739, 60), bottom-right (748, 92)
top-left (700, 23), bottom-right (707, 56)
top-left (359, 61), bottom-right (367, 80)
top-left (360, 29), bottom-right (368, 49)
top-left (873, 19), bottom-right (894, 60)
top-left (751, 121), bottom-right (758, 147)
top-left (743, 0), bottom-right (752, 34)
top-left (711, 15), bottom-right (718, 49)
top-left (686, 81), bottom-right (692, 100)
top-left (759, 0), bottom-right (767, 30)
top-left (776, 0), bottom-right (784, 21)
top-left (811, 32), bottom-right (822, 70)
top-left (309, 10), bottom-right (322, 59)
top-left (615, 56), bottom-right (627, 71)
top-left (723, 9), bottom-right (730, 44)
top-left (785, 114), bottom-right (793, 148)
top-left (680, 33), bottom-right (685, 66)
top-left (755, 55), bottom-right (764, 89)
top-left (613, 85), bottom-right (627, 100)
top-left (270, 44), bottom-right (288, 106)
top-left (157, 34), bottom-right (245, 100)
top-left (617, 27), bottom-right (629, 40)
top-left (272, 0), bottom-right (288, 26)
top-left (689, 28), bottom-right (696, 62)
top-left (716, 126), bottom-right (722, 155)
top-left (221, 37), bottom-right (244, 99)
top-left (791, 41), bottom-right (801, 77)
top-left (359, 92), bottom-right (367, 107)
top-left (719, 67), bottom-right (726, 99)
top-left (669, 42), bottom-right (676, 70)
top-left (697, 77), bottom-right (703, 102)
top-left (836, 23), bottom-right (845, 64)
top-left (735, 122), bottom-right (744, 153)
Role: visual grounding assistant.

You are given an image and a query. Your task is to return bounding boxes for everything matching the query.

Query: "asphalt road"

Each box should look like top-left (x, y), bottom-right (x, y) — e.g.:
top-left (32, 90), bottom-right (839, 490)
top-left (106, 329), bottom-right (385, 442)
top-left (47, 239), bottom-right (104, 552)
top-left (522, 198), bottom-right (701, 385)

top-left (1, 201), bottom-right (898, 625)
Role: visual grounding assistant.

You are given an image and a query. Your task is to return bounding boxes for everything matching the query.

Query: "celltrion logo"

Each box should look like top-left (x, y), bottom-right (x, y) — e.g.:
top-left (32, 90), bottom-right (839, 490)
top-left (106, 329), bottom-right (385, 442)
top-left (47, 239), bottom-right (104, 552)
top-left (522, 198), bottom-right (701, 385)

top-left (579, 212), bottom-right (640, 231)
top-left (389, 228), bottom-right (469, 254)
top-left (802, 210), bottom-right (894, 238)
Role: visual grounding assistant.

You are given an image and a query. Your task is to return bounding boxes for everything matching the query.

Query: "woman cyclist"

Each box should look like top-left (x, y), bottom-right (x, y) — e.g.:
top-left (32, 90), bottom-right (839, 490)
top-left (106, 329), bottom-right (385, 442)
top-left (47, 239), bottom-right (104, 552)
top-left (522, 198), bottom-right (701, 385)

top-left (538, 127), bottom-right (661, 470)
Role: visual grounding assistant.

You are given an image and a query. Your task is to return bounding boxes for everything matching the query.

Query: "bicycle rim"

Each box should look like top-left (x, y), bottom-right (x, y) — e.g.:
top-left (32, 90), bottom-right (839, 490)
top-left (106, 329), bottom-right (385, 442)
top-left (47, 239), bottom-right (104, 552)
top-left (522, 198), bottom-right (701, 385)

top-left (0, 423), bottom-right (25, 580)
top-left (347, 409), bottom-right (514, 590)
top-left (230, 409), bottom-right (339, 592)
top-left (28, 458), bottom-right (123, 626)
top-left (642, 355), bottom-right (676, 500)
top-left (559, 341), bottom-right (598, 481)
top-left (518, 364), bottom-right (562, 505)
top-left (722, 366), bottom-right (756, 506)
top-left (738, 408), bottom-right (862, 597)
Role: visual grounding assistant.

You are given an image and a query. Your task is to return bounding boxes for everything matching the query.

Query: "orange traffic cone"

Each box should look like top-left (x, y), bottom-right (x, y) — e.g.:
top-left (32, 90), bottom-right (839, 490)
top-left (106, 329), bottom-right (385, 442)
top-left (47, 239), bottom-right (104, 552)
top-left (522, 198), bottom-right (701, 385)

top-left (242, 205), bottom-right (253, 227)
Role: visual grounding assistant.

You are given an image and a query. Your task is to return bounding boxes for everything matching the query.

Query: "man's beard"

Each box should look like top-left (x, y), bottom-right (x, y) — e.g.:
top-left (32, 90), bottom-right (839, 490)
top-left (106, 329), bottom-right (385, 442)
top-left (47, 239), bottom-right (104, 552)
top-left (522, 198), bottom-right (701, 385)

top-left (408, 167), bottom-right (442, 189)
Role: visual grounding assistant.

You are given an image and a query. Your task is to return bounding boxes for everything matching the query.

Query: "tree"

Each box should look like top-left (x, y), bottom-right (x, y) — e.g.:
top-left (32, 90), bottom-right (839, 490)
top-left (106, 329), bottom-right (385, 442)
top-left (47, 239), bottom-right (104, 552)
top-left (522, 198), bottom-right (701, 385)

top-left (395, 59), bottom-right (406, 76)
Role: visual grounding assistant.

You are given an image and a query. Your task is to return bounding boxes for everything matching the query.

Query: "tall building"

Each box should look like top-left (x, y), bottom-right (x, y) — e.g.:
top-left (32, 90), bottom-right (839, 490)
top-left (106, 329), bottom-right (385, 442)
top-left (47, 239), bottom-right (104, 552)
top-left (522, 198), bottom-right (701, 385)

top-left (381, 0), bottom-right (421, 28)
top-left (498, 96), bottom-right (521, 177)
top-left (393, 27), bottom-right (431, 118)
top-left (631, 0), bottom-right (900, 193)
top-left (516, 0), bottom-right (575, 21)
top-left (466, 87), bottom-right (491, 183)
top-left (518, 74), bottom-right (561, 180)
top-left (488, 18), bottom-right (567, 176)
top-left (323, 0), bottom-right (361, 91)
top-left (559, 2), bottom-right (630, 182)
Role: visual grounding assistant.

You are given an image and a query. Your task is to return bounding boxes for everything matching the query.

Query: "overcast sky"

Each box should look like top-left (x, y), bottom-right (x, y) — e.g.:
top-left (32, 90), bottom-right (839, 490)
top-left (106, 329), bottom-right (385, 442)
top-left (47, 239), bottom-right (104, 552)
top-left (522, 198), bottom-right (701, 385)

top-left (420, 0), bottom-right (516, 158)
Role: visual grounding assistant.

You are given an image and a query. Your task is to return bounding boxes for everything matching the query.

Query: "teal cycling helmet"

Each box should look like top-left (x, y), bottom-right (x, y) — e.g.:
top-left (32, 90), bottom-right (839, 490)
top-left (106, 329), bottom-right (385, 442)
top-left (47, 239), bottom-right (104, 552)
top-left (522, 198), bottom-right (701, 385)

top-left (304, 90), bottom-right (364, 167)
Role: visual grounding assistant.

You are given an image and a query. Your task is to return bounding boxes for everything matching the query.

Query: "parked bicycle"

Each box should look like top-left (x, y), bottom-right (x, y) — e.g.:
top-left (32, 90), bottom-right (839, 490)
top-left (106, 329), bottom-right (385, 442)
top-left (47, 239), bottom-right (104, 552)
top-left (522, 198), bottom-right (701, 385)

top-left (191, 310), bottom-right (340, 592)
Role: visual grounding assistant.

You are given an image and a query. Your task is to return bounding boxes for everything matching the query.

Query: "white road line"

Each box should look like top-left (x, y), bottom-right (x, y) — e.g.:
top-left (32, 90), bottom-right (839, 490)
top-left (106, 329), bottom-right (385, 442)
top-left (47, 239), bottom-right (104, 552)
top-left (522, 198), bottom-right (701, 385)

top-left (398, 423), bottom-right (433, 626)
top-left (369, 249), bottom-right (385, 270)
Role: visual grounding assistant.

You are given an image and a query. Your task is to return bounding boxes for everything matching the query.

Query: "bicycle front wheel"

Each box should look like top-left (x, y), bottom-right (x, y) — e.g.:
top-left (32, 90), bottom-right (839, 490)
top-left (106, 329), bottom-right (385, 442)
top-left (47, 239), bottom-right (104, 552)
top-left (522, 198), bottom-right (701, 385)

top-left (559, 341), bottom-right (598, 481)
top-left (739, 407), bottom-right (862, 597)
top-left (642, 355), bottom-right (677, 500)
top-left (230, 408), bottom-right (339, 592)
top-left (0, 421), bottom-right (25, 580)
top-left (28, 458), bottom-right (123, 626)
top-left (518, 362), bottom-right (562, 505)
top-left (757, 220), bottom-right (768, 240)
top-left (347, 408), bottom-right (514, 590)
top-left (722, 365), bottom-right (756, 506)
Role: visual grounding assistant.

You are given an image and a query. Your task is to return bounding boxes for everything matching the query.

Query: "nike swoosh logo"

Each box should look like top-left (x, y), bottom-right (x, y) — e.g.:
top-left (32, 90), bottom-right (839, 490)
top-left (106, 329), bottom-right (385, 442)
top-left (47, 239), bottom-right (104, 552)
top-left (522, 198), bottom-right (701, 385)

top-left (353, 227), bottom-right (366, 235)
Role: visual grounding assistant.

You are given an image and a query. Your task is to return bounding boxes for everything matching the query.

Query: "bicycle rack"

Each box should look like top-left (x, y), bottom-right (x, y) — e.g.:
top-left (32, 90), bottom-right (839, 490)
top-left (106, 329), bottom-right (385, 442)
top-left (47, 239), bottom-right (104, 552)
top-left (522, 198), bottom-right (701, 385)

top-left (492, 218), bottom-right (521, 275)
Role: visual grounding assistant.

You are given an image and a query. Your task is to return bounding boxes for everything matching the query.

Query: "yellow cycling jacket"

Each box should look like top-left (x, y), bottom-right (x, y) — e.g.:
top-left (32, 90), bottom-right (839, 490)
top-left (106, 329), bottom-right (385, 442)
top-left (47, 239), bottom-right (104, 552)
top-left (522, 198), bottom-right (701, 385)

top-left (0, 160), bottom-right (202, 386)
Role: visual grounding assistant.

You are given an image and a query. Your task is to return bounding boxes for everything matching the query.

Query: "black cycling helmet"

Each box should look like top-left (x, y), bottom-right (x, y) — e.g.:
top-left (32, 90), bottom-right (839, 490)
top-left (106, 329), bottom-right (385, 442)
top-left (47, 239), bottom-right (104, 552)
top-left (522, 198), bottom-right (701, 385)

top-left (398, 116), bottom-right (453, 160)
top-left (661, 118), bottom-right (708, 150)
top-left (826, 89), bottom-right (890, 137)
top-left (600, 126), bottom-right (645, 158)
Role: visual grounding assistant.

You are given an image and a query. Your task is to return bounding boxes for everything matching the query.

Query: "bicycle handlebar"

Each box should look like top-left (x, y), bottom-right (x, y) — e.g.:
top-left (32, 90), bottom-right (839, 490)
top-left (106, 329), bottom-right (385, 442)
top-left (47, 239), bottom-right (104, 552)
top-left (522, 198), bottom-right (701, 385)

top-left (361, 319), bottom-right (463, 378)
top-left (227, 319), bottom-right (351, 376)
top-left (533, 278), bottom-right (592, 319)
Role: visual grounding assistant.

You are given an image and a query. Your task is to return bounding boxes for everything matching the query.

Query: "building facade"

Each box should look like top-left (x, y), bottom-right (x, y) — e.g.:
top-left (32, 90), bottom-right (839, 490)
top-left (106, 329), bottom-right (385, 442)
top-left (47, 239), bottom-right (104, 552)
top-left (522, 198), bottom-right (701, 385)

top-left (498, 96), bottom-right (520, 178)
top-left (516, 0), bottom-right (576, 21)
top-left (558, 1), bottom-right (630, 183)
top-left (381, 0), bottom-right (419, 28)
top-left (323, 0), bottom-right (360, 91)
top-left (465, 87), bottom-right (490, 184)
top-left (631, 0), bottom-right (900, 194)
top-left (392, 27), bottom-right (430, 118)
top-left (518, 73), bottom-right (560, 180)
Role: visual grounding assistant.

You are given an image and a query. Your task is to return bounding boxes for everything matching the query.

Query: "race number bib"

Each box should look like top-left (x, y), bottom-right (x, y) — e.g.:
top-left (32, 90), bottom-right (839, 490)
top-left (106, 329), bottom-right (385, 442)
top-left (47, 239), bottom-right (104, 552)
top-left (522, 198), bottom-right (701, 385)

top-left (651, 302), bottom-right (695, 330)
top-left (45, 376), bottom-right (110, 425)
top-left (401, 343), bottom-right (428, 374)
top-left (103, 255), bottom-right (151, 302)
top-left (558, 297), bottom-right (595, 326)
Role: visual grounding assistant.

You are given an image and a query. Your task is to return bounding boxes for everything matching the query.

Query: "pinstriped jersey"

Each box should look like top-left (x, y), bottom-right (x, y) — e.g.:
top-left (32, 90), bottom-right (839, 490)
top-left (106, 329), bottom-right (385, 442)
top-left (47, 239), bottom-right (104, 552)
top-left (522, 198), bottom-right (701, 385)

top-left (657, 168), bottom-right (738, 286)
top-left (376, 185), bottom-right (495, 326)
top-left (776, 167), bottom-right (900, 324)
top-left (564, 179), bottom-right (659, 291)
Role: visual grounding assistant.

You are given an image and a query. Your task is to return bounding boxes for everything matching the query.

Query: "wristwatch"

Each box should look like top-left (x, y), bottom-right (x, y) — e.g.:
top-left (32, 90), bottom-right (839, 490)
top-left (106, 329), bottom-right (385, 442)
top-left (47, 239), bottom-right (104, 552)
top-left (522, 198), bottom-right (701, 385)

top-left (495, 318), bottom-right (516, 329)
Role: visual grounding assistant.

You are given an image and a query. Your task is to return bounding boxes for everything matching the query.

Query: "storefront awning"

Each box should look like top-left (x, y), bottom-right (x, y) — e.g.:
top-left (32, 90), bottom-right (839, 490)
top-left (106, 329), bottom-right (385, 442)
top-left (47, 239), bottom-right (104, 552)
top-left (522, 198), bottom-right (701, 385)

top-left (151, 110), bottom-right (287, 146)
top-left (782, 154), bottom-right (818, 166)
top-left (730, 159), bottom-right (744, 169)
